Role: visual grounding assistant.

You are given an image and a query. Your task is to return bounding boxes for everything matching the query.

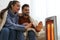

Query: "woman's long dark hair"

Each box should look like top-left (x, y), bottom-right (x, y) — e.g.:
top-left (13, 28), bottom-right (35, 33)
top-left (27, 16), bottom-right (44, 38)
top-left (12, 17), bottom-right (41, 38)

top-left (0, 1), bottom-right (19, 19)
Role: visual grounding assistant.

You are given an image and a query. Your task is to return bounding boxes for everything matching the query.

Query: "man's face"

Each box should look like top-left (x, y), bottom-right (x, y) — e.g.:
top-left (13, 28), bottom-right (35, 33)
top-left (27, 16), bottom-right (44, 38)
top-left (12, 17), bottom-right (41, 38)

top-left (22, 7), bottom-right (29, 15)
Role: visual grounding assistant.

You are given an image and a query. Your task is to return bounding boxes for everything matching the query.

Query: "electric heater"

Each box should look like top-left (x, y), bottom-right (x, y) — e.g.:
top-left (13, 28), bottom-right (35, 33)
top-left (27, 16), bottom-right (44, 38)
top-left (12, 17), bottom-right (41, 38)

top-left (45, 16), bottom-right (58, 40)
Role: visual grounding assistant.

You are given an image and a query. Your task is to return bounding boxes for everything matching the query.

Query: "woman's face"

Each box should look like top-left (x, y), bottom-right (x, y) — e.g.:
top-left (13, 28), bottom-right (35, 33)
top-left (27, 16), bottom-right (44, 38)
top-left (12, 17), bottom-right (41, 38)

top-left (11, 2), bottom-right (20, 13)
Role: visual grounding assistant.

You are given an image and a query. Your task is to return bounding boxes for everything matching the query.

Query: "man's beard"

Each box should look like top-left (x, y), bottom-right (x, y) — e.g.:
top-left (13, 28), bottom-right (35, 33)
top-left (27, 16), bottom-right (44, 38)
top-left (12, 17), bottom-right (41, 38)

top-left (23, 13), bottom-right (29, 16)
top-left (23, 13), bottom-right (30, 18)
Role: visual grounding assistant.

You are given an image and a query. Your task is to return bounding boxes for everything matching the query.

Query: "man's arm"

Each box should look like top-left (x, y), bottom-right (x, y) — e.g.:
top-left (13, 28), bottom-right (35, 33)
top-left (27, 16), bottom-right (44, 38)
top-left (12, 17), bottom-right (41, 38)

top-left (30, 17), bottom-right (43, 32)
top-left (30, 17), bottom-right (38, 27)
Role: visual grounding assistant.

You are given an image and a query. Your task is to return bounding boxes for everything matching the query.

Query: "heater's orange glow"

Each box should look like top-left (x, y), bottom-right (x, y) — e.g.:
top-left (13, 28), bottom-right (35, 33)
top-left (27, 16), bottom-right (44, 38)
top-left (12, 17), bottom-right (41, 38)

top-left (46, 20), bottom-right (54, 40)
top-left (47, 24), bottom-right (51, 40)
top-left (51, 23), bottom-right (54, 40)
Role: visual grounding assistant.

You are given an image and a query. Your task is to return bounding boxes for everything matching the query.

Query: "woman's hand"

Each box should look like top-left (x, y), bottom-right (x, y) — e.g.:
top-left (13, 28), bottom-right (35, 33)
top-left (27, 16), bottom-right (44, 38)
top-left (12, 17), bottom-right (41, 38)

top-left (23, 23), bottom-right (29, 26)
top-left (25, 23), bottom-right (32, 29)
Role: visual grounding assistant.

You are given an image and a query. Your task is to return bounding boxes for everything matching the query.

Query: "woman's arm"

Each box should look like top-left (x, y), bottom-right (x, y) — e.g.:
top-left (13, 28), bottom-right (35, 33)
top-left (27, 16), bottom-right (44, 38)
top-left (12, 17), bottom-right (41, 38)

top-left (5, 17), bottom-right (25, 31)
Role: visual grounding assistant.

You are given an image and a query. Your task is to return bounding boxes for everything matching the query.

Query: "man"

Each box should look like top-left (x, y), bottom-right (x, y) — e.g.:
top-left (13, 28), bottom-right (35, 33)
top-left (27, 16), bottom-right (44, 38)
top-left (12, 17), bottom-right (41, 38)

top-left (18, 4), bottom-right (43, 40)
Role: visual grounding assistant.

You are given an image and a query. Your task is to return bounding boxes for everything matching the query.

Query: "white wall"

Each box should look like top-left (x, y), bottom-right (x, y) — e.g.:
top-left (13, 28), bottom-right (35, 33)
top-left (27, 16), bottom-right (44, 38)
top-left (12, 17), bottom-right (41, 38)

top-left (18, 0), bottom-right (31, 13)
top-left (0, 0), bottom-right (13, 11)
top-left (31, 0), bottom-right (47, 25)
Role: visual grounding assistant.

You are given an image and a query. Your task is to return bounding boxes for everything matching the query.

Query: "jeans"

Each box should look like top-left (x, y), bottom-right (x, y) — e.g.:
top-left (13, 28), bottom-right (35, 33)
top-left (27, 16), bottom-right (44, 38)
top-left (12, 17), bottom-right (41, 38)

top-left (9, 30), bottom-right (25, 40)
top-left (0, 28), bottom-right (9, 40)
top-left (9, 30), bottom-right (17, 40)
top-left (27, 30), bottom-right (36, 40)
top-left (9, 30), bottom-right (36, 40)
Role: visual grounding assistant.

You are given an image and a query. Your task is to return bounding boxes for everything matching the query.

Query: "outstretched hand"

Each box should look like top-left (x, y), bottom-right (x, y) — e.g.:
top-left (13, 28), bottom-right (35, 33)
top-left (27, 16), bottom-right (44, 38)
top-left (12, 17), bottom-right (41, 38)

top-left (35, 21), bottom-right (43, 32)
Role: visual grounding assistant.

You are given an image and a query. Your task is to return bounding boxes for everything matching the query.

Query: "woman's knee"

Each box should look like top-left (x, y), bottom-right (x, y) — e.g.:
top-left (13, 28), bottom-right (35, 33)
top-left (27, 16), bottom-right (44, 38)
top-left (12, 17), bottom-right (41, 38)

top-left (1, 28), bottom-right (10, 33)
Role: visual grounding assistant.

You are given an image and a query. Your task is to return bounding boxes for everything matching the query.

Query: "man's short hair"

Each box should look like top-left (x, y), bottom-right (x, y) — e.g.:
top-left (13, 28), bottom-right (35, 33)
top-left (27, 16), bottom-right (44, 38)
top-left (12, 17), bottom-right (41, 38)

top-left (22, 4), bottom-right (29, 10)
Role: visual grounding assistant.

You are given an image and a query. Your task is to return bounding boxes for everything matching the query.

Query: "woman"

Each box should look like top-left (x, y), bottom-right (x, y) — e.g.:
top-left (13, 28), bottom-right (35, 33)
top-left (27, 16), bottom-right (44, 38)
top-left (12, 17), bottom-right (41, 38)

top-left (0, 1), bottom-right (32, 40)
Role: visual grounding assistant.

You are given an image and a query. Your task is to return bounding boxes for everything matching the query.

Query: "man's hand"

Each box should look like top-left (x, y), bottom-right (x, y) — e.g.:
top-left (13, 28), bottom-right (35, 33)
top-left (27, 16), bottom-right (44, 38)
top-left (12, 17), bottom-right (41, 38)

top-left (35, 21), bottom-right (43, 32)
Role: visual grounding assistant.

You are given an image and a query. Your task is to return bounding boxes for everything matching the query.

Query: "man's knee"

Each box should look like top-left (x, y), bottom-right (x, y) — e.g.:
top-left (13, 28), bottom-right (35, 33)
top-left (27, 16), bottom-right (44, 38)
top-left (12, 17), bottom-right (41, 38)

top-left (28, 30), bottom-right (35, 36)
top-left (17, 31), bottom-right (24, 36)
